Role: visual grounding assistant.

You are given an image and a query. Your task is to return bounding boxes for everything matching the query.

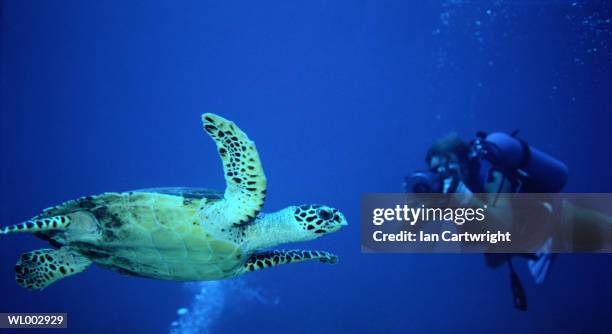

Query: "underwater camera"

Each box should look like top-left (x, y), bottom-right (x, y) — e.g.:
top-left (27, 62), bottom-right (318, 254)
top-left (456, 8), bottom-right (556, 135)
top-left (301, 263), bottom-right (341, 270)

top-left (404, 161), bottom-right (463, 193)
top-left (403, 170), bottom-right (446, 193)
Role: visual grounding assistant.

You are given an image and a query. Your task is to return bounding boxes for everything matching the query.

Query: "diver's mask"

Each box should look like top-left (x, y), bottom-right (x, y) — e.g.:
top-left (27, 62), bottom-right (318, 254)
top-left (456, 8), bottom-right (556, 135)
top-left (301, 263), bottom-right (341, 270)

top-left (404, 163), bottom-right (469, 194)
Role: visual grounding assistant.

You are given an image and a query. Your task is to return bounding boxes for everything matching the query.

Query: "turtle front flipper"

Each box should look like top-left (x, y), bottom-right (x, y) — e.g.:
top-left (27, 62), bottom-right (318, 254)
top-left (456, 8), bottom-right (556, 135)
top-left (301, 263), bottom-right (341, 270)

top-left (14, 248), bottom-right (91, 290)
top-left (0, 216), bottom-right (71, 235)
top-left (202, 113), bottom-right (267, 226)
top-left (241, 249), bottom-right (338, 274)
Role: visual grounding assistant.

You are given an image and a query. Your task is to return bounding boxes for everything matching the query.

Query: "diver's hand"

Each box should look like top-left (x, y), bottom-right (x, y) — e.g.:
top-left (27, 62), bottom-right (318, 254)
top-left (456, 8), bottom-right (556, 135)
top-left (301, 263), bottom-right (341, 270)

top-left (446, 181), bottom-right (474, 207)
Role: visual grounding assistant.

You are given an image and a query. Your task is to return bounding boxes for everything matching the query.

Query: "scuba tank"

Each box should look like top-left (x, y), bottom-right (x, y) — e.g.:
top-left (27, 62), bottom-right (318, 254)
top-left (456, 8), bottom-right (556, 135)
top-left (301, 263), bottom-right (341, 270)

top-left (472, 131), bottom-right (568, 193)
top-left (471, 131), bottom-right (567, 311)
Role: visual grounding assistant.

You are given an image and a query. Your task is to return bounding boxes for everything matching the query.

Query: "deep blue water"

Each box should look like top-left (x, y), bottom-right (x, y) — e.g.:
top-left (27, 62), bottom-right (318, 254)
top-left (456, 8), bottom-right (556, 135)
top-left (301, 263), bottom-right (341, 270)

top-left (1, 1), bottom-right (611, 333)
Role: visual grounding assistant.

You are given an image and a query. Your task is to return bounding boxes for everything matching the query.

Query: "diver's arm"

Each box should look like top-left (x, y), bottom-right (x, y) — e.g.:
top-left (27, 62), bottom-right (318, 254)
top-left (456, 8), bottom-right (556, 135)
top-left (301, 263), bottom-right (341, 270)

top-left (463, 170), bottom-right (514, 233)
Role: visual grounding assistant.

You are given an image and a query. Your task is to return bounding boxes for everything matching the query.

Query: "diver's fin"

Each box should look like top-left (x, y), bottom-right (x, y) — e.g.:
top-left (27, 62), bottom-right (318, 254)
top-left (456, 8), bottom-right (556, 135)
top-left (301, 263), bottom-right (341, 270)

top-left (0, 216), bottom-right (72, 235)
top-left (508, 258), bottom-right (528, 311)
top-left (241, 249), bottom-right (337, 273)
top-left (527, 237), bottom-right (556, 284)
top-left (14, 248), bottom-right (91, 290)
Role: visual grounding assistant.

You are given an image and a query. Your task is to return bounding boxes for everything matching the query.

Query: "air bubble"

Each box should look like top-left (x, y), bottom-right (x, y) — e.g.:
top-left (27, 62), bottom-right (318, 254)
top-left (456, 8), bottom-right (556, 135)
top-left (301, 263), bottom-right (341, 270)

top-left (169, 279), bottom-right (278, 334)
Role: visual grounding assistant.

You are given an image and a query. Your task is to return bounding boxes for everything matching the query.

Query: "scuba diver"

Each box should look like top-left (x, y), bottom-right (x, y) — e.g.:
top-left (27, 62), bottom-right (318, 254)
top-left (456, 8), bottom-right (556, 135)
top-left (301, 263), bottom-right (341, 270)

top-left (404, 131), bottom-right (612, 310)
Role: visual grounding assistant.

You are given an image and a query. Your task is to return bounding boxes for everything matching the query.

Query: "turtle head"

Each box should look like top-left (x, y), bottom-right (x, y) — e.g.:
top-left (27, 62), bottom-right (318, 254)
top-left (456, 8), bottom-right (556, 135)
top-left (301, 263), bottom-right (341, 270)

top-left (247, 205), bottom-right (347, 250)
top-left (291, 205), bottom-right (347, 238)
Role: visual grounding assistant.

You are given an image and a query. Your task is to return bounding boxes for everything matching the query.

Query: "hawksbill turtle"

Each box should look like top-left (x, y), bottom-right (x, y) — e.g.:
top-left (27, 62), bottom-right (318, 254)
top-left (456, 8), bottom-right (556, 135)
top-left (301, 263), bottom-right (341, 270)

top-left (0, 113), bottom-right (347, 290)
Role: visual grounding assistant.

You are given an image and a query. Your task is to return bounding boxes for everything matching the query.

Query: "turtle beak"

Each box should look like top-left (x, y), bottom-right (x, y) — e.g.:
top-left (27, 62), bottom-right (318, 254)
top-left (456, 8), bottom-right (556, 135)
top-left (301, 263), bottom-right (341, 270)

top-left (337, 212), bottom-right (348, 227)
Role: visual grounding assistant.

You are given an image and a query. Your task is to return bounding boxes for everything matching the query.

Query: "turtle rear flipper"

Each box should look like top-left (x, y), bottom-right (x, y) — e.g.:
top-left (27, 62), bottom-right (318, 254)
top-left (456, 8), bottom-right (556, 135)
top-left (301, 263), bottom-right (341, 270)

top-left (14, 248), bottom-right (91, 290)
top-left (202, 113), bottom-right (267, 226)
top-left (0, 216), bottom-right (71, 235)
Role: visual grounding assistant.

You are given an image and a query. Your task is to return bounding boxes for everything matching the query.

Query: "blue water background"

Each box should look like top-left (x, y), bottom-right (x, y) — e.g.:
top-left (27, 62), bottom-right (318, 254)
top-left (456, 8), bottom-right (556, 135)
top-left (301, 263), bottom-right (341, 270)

top-left (1, 1), bottom-right (611, 333)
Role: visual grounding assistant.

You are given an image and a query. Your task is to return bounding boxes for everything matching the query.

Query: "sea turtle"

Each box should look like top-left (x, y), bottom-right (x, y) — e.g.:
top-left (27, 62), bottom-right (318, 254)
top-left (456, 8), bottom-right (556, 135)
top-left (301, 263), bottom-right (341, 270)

top-left (0, 113), bottom-right (347, 290)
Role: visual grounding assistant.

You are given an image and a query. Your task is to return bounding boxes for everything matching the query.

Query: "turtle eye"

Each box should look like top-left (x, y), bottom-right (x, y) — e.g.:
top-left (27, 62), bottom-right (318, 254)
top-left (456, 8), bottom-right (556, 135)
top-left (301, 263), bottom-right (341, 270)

top-left (317, 209), bottom-right (333, 221)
